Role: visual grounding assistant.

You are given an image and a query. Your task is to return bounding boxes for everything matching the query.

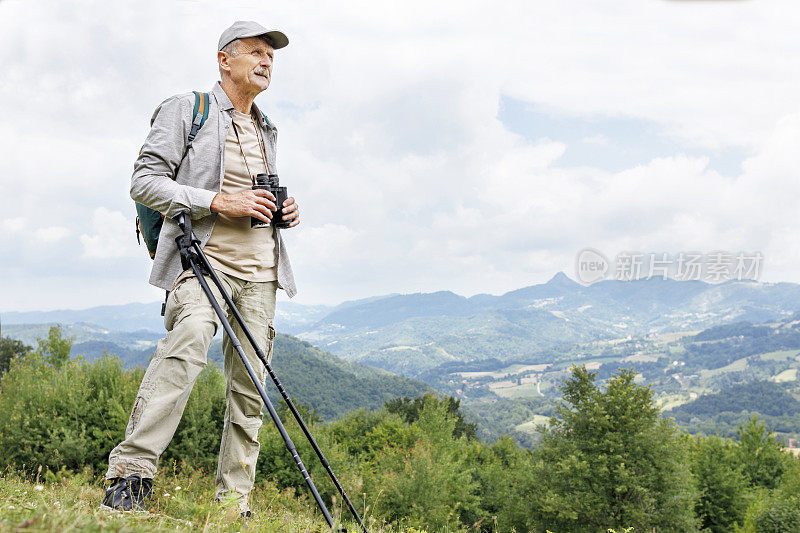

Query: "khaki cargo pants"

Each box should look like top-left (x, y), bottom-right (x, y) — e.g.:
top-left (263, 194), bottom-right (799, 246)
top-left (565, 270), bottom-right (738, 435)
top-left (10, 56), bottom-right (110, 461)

top-left (106, 270), bottom-right (277, 511)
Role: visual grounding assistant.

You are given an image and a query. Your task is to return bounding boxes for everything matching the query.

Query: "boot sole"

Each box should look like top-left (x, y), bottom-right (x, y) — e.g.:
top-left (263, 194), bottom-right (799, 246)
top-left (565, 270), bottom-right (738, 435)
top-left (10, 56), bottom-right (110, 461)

top-left (98, 504), bottom-right (148, 514)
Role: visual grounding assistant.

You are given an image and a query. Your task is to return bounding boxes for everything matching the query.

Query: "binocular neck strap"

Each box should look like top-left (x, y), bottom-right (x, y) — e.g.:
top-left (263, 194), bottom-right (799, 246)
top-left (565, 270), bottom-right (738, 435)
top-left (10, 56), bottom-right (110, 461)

top-left (231, 116), bottom-right (270, 186)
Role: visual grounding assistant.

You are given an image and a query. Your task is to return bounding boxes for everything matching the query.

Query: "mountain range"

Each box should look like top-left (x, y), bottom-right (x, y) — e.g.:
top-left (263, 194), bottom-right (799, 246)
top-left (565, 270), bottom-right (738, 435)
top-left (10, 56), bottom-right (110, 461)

top-left (5, 273), bottom-right (800, 377)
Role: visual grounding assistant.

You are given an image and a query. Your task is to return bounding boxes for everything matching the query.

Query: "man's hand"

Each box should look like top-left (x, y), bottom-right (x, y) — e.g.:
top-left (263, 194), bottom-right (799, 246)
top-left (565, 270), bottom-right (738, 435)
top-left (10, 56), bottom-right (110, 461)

top-left (210, 189), bottom-right (276, 224)
top-left (281, 197), bottom-right (300, 228)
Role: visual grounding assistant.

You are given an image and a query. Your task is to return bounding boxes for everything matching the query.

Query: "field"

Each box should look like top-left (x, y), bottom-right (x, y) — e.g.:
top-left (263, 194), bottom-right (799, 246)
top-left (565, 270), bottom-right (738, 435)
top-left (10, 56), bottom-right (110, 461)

top-left (699, 357), bottom-right (749, 379)
top-left (0, 467), bottom-right (411, 533)
top-left (759, 350), bottom-right (800, 362)
top-left (773, 368), bottom-right (798, 383)
top-left (514, 415), bottom-right (551, 433)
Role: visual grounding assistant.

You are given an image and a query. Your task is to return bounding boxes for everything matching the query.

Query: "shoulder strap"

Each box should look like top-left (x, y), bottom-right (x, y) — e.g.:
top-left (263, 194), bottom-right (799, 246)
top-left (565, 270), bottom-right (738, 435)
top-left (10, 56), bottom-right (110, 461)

top-left (188, 91), bottom-right (210, 145)
top-left (177, 91), bottom-right (210, 167)
top-left (260, 111), bottom-right (272, 129)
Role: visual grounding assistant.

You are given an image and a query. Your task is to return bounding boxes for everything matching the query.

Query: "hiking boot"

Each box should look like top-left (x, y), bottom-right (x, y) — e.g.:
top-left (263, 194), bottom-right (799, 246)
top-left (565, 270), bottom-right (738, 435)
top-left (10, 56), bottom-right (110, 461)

top-left (101, 473), bottom-right (153, 511)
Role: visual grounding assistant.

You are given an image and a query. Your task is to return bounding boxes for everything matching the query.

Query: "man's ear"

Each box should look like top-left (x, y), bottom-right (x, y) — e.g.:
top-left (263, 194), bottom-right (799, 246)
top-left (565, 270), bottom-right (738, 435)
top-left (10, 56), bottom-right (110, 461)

top-left (218, 51), bottom-right (231, 74)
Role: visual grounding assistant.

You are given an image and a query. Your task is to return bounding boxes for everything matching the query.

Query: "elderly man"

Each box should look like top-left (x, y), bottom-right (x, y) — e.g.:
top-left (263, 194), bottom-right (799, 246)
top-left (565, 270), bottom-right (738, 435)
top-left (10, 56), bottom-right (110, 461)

top-left (102, 21), bottom-right (299, 516)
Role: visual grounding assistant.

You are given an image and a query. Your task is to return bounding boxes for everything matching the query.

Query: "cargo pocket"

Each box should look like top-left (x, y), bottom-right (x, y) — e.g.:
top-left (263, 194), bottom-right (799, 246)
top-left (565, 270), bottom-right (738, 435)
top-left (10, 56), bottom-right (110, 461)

top-left (266, 322), bottom-right (276, 365)
top-left (125, 395), bottom-right (146, 436)
top-left (164, 273), bottom-right (198, 330)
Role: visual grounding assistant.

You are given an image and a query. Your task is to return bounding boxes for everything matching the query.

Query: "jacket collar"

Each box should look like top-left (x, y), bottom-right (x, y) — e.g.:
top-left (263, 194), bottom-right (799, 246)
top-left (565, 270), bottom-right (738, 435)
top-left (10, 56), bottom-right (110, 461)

top-left (212, 81), bottom-right (276, 131)
top-left (212, 81), bottom-right (235, 111)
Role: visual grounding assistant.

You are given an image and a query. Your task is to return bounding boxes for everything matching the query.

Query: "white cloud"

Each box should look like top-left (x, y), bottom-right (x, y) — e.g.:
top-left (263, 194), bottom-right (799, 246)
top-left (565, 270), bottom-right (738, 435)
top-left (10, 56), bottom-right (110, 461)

top-left (80, 207), bottom-right (140, 259)
top-left (582, 135), bottom-right (610, 146)
top-left (290, 224), bottom-right (363, 267)
top-left (33, 226), bottom-right (71, 244)
top-left (1, 217), bottom-right (26, 233)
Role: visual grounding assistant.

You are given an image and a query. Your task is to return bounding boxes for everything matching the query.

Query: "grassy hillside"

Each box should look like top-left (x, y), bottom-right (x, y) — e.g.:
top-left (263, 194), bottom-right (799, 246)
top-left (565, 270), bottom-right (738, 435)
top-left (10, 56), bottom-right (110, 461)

top-left (3, 330), bottom-right (799, 533)
top-left (0, 467), bottom-right (401, 532)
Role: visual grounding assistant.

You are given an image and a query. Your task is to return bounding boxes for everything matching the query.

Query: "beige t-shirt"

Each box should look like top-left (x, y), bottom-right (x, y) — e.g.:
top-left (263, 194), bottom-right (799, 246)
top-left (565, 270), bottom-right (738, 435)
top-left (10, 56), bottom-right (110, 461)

top-left (204, 110), bottom-right (277, 282)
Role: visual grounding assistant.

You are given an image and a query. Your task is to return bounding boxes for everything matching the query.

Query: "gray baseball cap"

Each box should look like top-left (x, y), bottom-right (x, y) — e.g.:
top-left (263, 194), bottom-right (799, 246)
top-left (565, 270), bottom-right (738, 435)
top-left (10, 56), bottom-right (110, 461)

top-left (218, 21), bottom-right (289, 51)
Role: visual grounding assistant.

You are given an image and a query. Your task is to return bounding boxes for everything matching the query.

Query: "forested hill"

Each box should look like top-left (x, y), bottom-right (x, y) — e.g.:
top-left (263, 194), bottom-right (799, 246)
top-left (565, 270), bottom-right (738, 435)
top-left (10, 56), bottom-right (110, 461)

top-left (268, 333), bottom-right (431, 420)
top-left (668, 381), bottom-right (800, 419)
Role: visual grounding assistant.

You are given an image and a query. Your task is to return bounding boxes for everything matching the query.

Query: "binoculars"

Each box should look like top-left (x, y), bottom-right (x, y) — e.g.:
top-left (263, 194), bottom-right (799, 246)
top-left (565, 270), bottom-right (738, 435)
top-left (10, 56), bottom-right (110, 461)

top-left (251, 173), bottom-right (290, 229)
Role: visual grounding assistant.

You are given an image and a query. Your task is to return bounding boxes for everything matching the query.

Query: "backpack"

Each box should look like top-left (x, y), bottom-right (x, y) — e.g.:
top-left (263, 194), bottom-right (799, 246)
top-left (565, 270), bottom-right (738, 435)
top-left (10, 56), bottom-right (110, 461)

top-left (135, 91), bottom-right (210, 258)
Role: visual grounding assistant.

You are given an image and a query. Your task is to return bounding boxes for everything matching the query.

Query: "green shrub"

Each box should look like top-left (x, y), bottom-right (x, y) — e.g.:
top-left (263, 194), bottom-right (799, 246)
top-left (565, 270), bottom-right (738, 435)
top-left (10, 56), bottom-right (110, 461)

top-left (0, 351), bottom-right (141, 473)
top-left (469, 436), bottom-right (534, 531)
top-left (255, 411), bottom-right (362, 515)
top-left (739, 453), bottom-right (800, 533)
top-left (751, 498), bottom-right (800, 533)
top-left (362, 397), bottom-right (480, 530)
top-left (0, 326), bottom-right (227, 476)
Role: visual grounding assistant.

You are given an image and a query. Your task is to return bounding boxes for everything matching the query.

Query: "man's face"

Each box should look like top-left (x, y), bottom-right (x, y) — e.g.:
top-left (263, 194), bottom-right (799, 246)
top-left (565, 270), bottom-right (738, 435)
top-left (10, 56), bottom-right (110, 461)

top-left (220, 37), bottom-right (275, 94)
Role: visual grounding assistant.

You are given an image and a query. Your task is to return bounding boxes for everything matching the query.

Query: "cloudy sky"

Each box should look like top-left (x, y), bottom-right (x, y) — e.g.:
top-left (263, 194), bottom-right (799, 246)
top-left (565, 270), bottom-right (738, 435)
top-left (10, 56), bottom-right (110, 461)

top-left (1, 0), bottom-right (800, 312)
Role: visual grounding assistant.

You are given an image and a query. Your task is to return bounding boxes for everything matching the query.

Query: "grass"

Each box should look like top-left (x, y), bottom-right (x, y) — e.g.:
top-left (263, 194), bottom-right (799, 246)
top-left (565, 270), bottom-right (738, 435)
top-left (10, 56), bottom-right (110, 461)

top-left (514, 415), bottom-right (550, 434)
top-left (488, 383), bottom-right (541, 399)
top-left (654, 331), bottom-right (700, 344)
top-left (0, 466), bottom-right (421, 533)
top-left (772, 368), bottom-right (798, 383)
top-left (621, 354), bottom-right (660, 363)
top-left (656, 393), bottom-right (694, 411)
top-left (699, 356), bottom-right (749, 379)
top-left (758, 350), bottom-right (800, 362)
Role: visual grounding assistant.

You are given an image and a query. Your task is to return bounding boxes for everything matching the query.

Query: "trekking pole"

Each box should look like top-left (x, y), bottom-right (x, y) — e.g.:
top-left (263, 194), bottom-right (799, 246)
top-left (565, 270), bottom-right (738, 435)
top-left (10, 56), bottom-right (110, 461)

top-left (172, 213), bottom-right (339, 530)
top-left (173, 212), bottom-right (369, 533)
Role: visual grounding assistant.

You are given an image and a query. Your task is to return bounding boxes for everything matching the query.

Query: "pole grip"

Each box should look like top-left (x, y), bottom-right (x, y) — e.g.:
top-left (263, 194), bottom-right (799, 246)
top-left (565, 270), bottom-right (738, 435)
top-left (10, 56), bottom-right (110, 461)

top-left (172, 211), bottom-right (192, 240)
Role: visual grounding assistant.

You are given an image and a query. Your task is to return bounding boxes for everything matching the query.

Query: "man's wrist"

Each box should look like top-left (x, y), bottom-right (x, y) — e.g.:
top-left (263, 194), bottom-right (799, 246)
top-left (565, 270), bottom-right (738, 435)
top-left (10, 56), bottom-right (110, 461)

top-left (210, 193), bottom-right (223, 213)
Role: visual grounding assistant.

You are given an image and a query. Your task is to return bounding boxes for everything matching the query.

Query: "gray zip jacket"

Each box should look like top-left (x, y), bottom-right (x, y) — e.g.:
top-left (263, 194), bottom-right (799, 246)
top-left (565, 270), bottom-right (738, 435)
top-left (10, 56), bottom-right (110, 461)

top-left (131, 82), bottom-right (297, 297)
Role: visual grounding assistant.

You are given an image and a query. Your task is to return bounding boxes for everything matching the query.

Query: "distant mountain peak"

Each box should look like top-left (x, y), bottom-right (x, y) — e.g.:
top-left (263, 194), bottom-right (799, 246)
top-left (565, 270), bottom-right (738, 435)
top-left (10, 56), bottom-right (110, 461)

top-left (546, 271), bottom-right (578, 287)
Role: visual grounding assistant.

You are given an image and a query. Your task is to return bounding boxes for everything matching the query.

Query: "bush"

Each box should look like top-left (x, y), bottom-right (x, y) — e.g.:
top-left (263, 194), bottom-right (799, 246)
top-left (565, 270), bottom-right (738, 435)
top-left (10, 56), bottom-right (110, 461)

top-left (0, 326), bottom-right (227, 476)
top-left (0, 351), bottom-right (141, 473)
top-left (362, 397), bottom-right (480, 530)
top-left (256, 414), bottom-right (359, 502)
top-left (735, 415), bottom-right (786, 490)
top-left (751, 498), bottom-right (800, 533)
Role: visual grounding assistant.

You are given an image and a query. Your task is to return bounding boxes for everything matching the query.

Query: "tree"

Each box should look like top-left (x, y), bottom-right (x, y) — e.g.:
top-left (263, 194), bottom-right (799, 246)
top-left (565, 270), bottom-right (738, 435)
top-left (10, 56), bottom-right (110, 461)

top-left (691, 435), bottom-right (748, 532)
top-left (384, 393), bottom-right (477, 439)
top-left (735, 415), bottom-right (785, 489)
top-left (35, 325), bottom-right (72, 369)
top-left (527, 366), bottom-right (698, 532)
top-left (0, 336), bottom-right (31, 374)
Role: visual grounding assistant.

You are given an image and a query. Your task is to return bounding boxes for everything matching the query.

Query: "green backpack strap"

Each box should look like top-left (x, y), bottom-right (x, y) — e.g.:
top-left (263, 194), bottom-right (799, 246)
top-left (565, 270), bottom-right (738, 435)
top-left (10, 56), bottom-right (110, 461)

top-left (135, 91), bottom-right (211, 260)
top-left (189, 91), bottom-right (210, 145)
top-left (260, 110), bottom-right (272, 129)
